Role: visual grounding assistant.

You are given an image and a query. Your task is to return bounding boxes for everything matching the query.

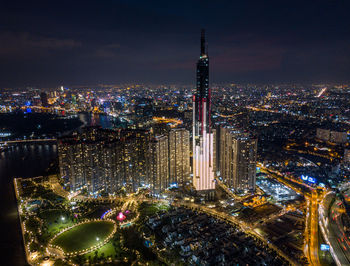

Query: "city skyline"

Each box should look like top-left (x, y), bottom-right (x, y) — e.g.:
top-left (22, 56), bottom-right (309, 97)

top-left (1, 0), bottom-right (350, 87)
top-left (1, 2), bottom-right (350, 266)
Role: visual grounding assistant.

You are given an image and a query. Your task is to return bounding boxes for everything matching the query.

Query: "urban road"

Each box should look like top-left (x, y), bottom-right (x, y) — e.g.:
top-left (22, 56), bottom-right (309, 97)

top-left (243, 164), bottom-right (324, 265)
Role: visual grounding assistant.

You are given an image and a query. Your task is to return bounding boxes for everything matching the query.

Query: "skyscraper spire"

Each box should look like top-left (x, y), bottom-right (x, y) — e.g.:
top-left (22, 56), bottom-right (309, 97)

top-left (201, 29), bottom-right (206, 56)
top-left (193, 29), bottom-right (215, 193)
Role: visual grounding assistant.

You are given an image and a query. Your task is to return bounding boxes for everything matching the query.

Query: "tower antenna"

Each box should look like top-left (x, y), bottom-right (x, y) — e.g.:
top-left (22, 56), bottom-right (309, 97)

top-left (201, 29), bottom-right (206, 56)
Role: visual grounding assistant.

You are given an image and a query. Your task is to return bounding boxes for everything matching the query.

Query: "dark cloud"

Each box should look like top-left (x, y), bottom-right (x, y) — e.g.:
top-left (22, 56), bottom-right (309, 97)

top-left (0, 32), bottom-right (81, 58)
top-left (94, 44), bottom-right (121, 58)
top-left (0, 0), bottom-right (350, 86)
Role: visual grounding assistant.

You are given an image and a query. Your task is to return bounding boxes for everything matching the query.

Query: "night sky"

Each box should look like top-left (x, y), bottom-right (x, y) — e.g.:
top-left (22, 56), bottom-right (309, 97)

top-left (1, 0), bottom-right (350, 87)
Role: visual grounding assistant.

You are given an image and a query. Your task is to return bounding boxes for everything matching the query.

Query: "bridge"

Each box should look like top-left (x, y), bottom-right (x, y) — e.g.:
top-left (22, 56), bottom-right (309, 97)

top-left (0, 138), bottom-right (57, 145)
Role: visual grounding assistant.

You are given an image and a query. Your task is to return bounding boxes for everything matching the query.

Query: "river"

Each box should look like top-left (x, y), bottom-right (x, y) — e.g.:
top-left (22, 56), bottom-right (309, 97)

top-left (0, 113), bottom-right (116, 265)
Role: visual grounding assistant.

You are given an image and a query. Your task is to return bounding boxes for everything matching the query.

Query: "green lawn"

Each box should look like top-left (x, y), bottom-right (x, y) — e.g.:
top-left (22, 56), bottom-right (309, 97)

top-left (82, 233), bottom-right (130, 263)
top-left (40, 209), bottom-right (74, 234)
top-left (52, 221), bottom-right (115, 253)
top-left (40, 209), bottom-right (69, 223)
top-left (139, 202), bottom-right (170, 218)
top-left (84, 240), bottom-right (119, 259)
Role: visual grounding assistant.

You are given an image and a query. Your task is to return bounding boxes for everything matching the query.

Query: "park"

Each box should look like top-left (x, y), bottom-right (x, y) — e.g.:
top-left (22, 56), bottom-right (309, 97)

top-left (14, 176), bottom-right (169, 265)
top-left (51, 220), bottom-right (115, 254)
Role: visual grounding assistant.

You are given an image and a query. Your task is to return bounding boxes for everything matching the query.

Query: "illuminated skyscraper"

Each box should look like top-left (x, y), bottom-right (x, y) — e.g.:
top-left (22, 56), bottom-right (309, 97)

top-left (149, 135), bottom-right (169, 194)
top-left (58, 140), bottom-right (85, 191)
top-left (193, 30), bottom-right (215, 191)
top-left (58, 127), bottom-right (150, 195)
top-left (58, 128), bottom-right (109, 195)
top-left (220, 127), bottom-right (257, 192)
top-left (169, 128), bottom-right (190, 186)
top-left (120, 129), bottom-right (151, 190)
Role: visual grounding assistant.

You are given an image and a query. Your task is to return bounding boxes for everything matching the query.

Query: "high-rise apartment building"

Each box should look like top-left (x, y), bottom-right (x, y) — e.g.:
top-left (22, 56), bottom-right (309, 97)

top-left (220, 127), bottom-right (257, 192)
top-left (58, 140), bottom-right (85, 191)
top-left (103, 141), bottom-right (124, 193)
top-left (120, 129), bottom-right (150, 190)
top-left (193, 29), bottom-right (216, 192)
top-left (169, 128), bottom-right (190, 186)
top-left (58, 127), bottom-right (151, 195)
top-left (148, 135), bottom-right (169, 194)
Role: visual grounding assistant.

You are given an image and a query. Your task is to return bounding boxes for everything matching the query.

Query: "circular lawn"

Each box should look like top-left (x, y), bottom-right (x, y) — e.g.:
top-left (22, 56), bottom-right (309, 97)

top-left (52, 220), bottom-right (115, 254)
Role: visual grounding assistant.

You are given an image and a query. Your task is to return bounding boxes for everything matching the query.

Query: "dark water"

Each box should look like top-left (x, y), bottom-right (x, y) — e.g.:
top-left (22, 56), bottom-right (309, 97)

top-left (0, 113), bottom-right (114, 265)
top-left (0, 144), bottom-right (58, 265)
top-left (78, 113), bottom-right (121, 129)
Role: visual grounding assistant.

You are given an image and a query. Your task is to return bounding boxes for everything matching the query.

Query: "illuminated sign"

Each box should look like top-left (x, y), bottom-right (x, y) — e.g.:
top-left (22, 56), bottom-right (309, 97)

top-left (320, 244), bottom-right (330, 251)
top-left (169, 183), bottom-right (178, 188)
top-left (301, 175), bottom-right (316, 183)
top-left (308, 177), bottom-right (316, 183)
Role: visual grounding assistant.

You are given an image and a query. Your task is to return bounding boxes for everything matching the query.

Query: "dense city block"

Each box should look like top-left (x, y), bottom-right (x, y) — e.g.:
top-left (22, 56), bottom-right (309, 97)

top-left (1, 4), bottom-right (350, 265)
